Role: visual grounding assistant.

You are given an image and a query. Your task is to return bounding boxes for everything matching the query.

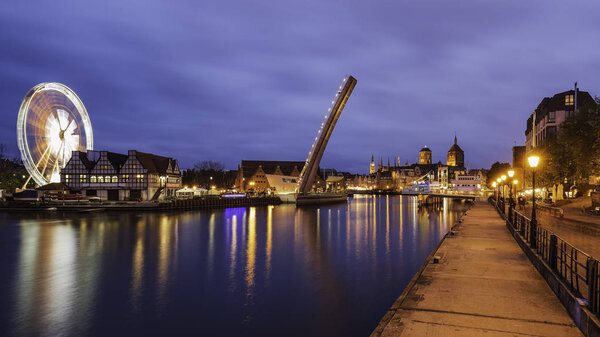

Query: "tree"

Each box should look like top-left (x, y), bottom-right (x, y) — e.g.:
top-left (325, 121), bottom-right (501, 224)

top-left (182, 161), bottom-right (236, 189)
top-left (486, 162), bottom-right (511, 188)
top-left (193, 161), bottom-right (225, 171)
top-left (536, 100), bottom-right (600, 190)
top-left (0, 144), bottom-right (31, 192)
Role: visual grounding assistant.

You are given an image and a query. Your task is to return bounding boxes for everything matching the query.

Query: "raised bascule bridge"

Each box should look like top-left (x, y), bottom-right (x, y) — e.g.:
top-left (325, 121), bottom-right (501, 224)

top-left (296, 75), bottom-right (357, 206)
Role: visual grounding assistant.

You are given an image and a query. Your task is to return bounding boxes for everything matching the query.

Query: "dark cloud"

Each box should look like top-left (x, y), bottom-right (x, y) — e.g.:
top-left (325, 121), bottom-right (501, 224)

top-left (1, 1), bottom-right (599, 173)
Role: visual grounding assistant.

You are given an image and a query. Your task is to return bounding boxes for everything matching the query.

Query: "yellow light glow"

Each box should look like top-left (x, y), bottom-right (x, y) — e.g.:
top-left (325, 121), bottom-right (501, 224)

top-left (497, 178), bottom-right (501, 183)
top-left (513, 180), bottom-right (518, 185)
top-left (508, 170), bottom-right (515, 178)
top-left (249, 181), bottom-right (255, 186)
top-left (492, 182), bottom-right (497, 188)
top-left (211, 185), bottom-right (216, 189)
top-left (528, 155), bottom-right (540, 168)
top-left (501, 175), bottom-right (507, 181)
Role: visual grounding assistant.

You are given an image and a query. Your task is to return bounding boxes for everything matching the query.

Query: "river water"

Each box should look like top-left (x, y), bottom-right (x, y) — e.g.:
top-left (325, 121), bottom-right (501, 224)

top-left (0, 195), bottom-right (467, 336)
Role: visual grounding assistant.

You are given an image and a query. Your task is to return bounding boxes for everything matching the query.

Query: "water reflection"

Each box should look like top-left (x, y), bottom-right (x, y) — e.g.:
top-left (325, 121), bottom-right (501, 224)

top-left (1, 196), bottom-right (467, 336)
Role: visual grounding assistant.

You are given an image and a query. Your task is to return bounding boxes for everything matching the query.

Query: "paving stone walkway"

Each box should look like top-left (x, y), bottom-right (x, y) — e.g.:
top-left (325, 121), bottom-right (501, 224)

top-left (372, 201), bottom-right (582, 337)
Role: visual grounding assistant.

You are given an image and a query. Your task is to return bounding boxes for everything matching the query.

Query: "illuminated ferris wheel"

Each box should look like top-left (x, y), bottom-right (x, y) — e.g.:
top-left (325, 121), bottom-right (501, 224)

top-left (17, 82), bottom-right (93, 187)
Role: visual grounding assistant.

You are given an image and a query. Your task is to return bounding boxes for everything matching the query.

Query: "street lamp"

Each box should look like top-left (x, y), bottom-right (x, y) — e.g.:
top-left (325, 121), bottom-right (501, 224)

top-left (528, 155), bottom-right (540, 248)
top-left (492, 181), bottom-right (497, 202)
top-left (507, 170), bottom-right (515, 219)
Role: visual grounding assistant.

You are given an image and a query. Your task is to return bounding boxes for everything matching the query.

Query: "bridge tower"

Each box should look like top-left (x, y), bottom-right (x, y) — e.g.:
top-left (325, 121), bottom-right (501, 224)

top-left (297, 76), bottom-right (357, 195)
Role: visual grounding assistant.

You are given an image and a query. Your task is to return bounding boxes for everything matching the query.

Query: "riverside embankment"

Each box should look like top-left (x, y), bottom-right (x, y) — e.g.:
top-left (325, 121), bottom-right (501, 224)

top-left (372, 201), bottom-right (582, 336)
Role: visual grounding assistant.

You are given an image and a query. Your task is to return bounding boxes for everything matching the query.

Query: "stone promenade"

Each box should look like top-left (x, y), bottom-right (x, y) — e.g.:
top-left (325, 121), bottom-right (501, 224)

top-left (371, 201), bottom-right (582, 337)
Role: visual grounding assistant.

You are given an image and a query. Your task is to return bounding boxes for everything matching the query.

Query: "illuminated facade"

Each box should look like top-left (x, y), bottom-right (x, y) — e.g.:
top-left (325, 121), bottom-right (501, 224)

top-left (446, 135), bottom-right (464, 167)
top-left (419, 147), bottom-right (432, 164)
top-left (235, 160), bottom-right (325, 193)
top-left (60, 150), bottom-right (181, 201)
top-left (525, 88), bottom-right (596, 154)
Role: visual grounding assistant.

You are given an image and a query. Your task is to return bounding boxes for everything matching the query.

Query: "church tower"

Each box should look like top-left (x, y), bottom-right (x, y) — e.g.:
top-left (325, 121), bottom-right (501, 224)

top-left (419, 146), bottom-right (432, 164)
top-left (447, 135), bottom-right (465, 167)
top-left (370, 155), bottom-right (376, 174)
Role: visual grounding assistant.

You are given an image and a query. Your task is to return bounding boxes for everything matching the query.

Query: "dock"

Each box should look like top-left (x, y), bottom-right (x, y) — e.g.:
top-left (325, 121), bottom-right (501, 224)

top-left (371, 201), bottom-right (582, 336)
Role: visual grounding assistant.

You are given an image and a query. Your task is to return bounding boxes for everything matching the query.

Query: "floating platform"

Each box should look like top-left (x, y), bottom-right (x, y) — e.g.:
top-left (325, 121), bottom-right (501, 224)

top-left (295, 192), bottom-right (347, 206)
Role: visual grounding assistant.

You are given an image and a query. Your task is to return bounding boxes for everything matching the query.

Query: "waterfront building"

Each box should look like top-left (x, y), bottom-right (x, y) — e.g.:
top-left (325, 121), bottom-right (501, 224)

top-left (235, 160), bottom-right (325, 193)
top-left (366, 137), bottom-right (467, 192)
top-left (525, 86), bottom-right (596, 154)
top-left (446, 135), bottom-right (464, 167)
top-left (419, 146), bottom-right (432, 164)
top-left (60, 150), bottom-right (182, 201)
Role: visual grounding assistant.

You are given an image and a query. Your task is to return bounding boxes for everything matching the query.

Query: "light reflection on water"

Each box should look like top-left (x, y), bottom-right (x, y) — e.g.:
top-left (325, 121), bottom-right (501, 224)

top-left (0, 196), bottom-right (466, 336)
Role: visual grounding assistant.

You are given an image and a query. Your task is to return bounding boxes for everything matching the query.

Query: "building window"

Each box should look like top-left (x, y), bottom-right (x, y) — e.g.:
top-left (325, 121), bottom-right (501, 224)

top-left (98, 176), bottom-right (104, 183)
top-left (565, 94), bottom-right (574, 106)
top-left (122, 174), bottom-right (129, 182)
top-left (80, 175), bottom-right (87, 183)
top-left (548, 111), bottom-right (555, 123)
top-left (130, 164), bottom-right (137, 169)
top-left (65, 174), bottom-right (70, 183)
top-left (91, 176), bottom-right (97, 183)
top-left (112, 176), bottom-right (118, 183)
top-left (136, 174), bottom-right (144, 183)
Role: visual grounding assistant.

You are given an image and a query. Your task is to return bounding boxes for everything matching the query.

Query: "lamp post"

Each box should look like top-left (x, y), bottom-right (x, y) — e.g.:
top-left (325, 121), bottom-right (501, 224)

top-left (508, 170), bottom-right (515, 220)
top-left (492, 181), bottom-right (497, 201)
top-left (496, 178), bottom-right (502, 208)
top-left (501, 175), bottom-right (507, 214)
top-left (528, 155), bottom-right (540, 249)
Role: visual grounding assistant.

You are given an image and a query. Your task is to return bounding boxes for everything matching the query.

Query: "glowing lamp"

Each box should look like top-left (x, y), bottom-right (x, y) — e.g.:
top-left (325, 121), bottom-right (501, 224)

top-left (528, 155), bottom-right (540, 168)
top-left (513, 180), bottom-right (518, 185)
top-left (492, 182), bottom-right (497, 188)
top-left (501, 175), bottom-right (507, 181)
top-left (508, 170), bottom-right (515, 178)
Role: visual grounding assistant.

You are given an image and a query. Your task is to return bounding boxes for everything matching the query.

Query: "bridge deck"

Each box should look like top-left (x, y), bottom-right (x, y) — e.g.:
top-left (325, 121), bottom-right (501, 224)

top-left (371, 201), bottom-right (582, 337)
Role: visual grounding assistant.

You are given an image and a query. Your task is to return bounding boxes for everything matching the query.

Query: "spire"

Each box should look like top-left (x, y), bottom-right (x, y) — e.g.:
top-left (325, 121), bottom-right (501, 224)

top-left (371, 154), bottom-right (374, 163)
top-left (454, 132), bottom-right (457, 145)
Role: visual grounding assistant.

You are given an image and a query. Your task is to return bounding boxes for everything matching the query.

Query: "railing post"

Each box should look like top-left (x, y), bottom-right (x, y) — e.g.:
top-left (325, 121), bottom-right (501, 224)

top-left (587, 258), bottom-right (598, 313)
top-left (549, 234), bottom-right (557, 270)
top-left (519, 217), bottom-right (525, 236)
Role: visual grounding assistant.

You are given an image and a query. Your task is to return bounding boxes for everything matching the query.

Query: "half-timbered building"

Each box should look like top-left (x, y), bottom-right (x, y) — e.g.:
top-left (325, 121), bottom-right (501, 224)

top-left (60, 150), bottom-right (182, 201)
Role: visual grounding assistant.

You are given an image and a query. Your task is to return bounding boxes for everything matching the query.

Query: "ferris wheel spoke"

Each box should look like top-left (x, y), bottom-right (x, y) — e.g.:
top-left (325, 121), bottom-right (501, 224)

top-left (65, 119), bottom-right (76, 136)
top-left (34, 144), bottom-right (52, 168)
top-left (57, 109), bottom-right (70, 131)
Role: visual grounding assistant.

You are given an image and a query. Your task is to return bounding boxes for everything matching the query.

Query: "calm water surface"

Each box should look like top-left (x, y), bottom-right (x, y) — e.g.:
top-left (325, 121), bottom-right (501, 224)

top-left (0, 195), bottom-right (466, 336)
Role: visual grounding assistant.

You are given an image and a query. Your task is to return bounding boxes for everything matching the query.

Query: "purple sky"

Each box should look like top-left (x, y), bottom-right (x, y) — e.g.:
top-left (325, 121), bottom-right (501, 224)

top-left (1, 1), bottom-right (599, 173)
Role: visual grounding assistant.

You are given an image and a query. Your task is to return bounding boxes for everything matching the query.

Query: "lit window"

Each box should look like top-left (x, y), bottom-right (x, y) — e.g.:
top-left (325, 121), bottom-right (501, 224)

top-left (98, 176), bottom-right (104, 183)
top-left (91, 176), bottom-right (97, 183)
top-left (80, 175), bottom-right (87, 182)
top-left (65, 174), bottom-right (70, 183)
top-left (112, 176), bottom-right (118, 183)
top-left (565, 94), bottom-right (574, 106)
top-left (122, 174), bottom-right (129, 182)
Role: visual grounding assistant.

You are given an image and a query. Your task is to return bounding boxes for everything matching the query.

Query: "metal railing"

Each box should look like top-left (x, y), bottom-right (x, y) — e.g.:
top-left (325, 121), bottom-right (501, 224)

top-left (491, 197), bottom-right (600, 315)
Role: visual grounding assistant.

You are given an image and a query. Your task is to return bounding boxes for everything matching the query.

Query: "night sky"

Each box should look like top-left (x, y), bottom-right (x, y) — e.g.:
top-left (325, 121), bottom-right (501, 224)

top-left (1, 1), bottom-right (599, 173)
